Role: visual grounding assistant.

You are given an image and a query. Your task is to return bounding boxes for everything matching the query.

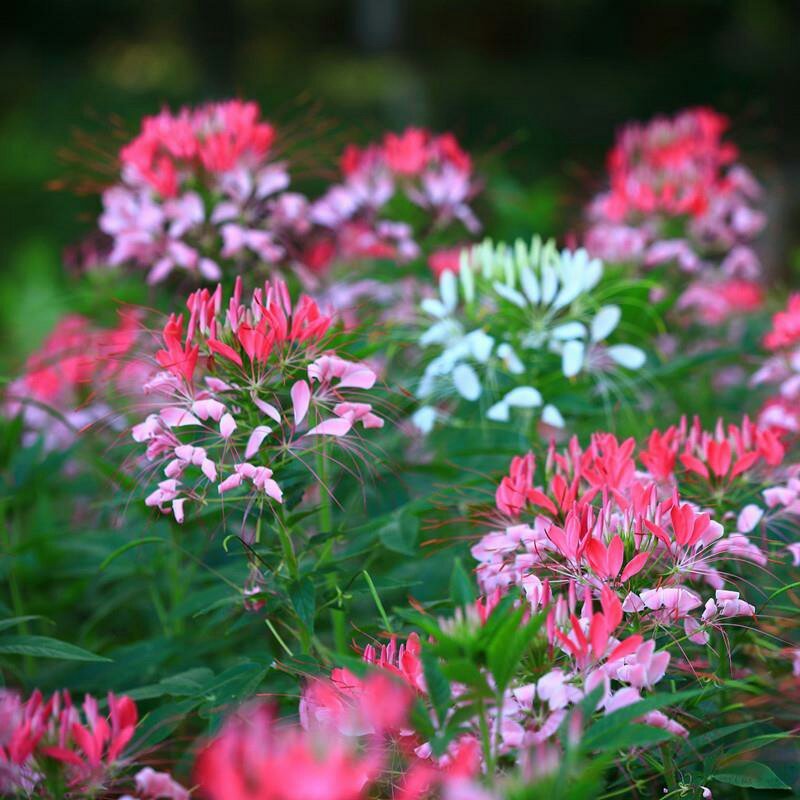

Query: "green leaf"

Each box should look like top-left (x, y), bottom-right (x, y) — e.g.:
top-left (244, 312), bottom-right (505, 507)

top-left (440, 658), bottom-right (491, 694)
top-left (421, 648), bottom-right (451, 727)
top-left (0, 616), bottom-right (47, 632)
top-left (588, 722), bottom-right (675, 752)
top-left (378, 508), bottom-right (419, 555)
top-left (0, 635), bottom-right (110, 662)
top-left (289, 578), bottom-right (316, 633)
top-left (99, 537), bottom-right (165, 570)
top-left (582, 689), bottom-right (703, 750)
top-left (711, 761), bottom-right (790, 790)
top-left (487, 609), bottom-right (543, 692)
top-left (449, 558), bottom-right (476, 608)
top-left (686, 720), bottom-right (758, 751)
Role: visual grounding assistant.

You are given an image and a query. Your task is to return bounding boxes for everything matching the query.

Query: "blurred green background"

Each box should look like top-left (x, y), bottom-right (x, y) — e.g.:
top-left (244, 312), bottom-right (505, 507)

top-left (3, 0), bottom-right (800, 364)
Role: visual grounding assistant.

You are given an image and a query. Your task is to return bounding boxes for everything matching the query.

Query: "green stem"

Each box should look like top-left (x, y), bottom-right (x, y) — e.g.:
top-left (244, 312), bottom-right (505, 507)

top-left (275, 512), bottom-right (299, 580)
top-left (317, 445), bottom-right (332, 535)
top-left (660, 744), bottom-right (678, 793)
top-left (363, 570), bottom-right (393, 634)
top-left (477, 697), bottom-right (495, 775)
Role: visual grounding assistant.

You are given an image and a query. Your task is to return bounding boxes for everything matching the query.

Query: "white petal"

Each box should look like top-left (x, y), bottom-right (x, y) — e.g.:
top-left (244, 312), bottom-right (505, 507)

top-left (466, 329), bottom-right (494, 363)
top-left (412, 406), bottom-right (437, 433)
top-left (540, 264), bottom-right (558, 304)
top-left (584, 257), bottom-right (604, 290)
top-left (519, 266), bottom-right (540, 304)
top-left (420, 319), bottom-right (462, 347)
top-left (421, 298), bottom-right (448, 319)
top-left (562, 340), bottom-right (585, 377)
top-left (497, 343), bottom-right (524, 374)
top-left (591, 305), bottom-right (621, 342)
top-left (493, 282), bottom-right (527, 309)
top-left (503, 251), bottom-right (515, 286)
top-left (440, 269), bottom-right (458, 312)
top-left (452, 363), bottom-right (482, 401)
top-left (607, 344), bottom-right (646, 370)
top-left (551, 321), bottom-right (587, 341)
top-left (486, 401), bottom-right (510, 422)
top-left (541, 404), bottom-right (565, 428)
top-left (552, 278), bottom-right (584, 310)
top-left (504, 386), bottom-right (542, 408)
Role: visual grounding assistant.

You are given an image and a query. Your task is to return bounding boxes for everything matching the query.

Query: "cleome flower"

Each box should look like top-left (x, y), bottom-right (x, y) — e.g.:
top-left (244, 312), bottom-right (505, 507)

top-left (0, 688), bottom-right (140, 796)
top-left (472, 425), bottom-right (775, 668)
top-left (194, 702), bottom-right (383, 800)
top-left (131, 277), bottom-right (383, 524)
top-left (412, 236), bottom-right (647, 434)
top-left (101, 99), bottom-right (294, 284)
top-left (3, 311), bottom-right (147, 453)
top-left (583, 107), bottom-right (767, 333)
top-left (95, 107), bottom-right (481, 289)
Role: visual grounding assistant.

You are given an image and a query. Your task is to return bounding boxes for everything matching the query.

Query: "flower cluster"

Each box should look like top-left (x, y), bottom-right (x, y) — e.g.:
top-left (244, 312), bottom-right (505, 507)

top-left (412, 237), bottom-right (646, 434)
top-left (3, 312), bottom-right (145, 451)
top-left (131, 277), bottom-right (383, 523)
top-left (0, 688), bottom-right (151, 796)
top-left (303, 592), bottom-right (678, 784)
top-left (474, 417), bottom-right (789, 656)
top-left (96, 102), bottom-right (480, 287)
top-left (311, 127), bottom-right (480, 269)
top-left (752, 294), bottom-right (800, 433)
top-left (584, 107), bottom-right (766, 328)
top-left (195, 683), bottom-right (412, 800)
top-left (100, 100), bottom-right (293, 284)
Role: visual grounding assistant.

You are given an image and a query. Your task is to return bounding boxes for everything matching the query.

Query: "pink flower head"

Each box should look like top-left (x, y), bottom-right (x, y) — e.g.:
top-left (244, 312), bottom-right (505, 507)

top-left (42, 693), bottom-right (138, 789)
top-left (496, 452), bottom-right (536, 517)
top-left (131, 767), bottom-right (189, 800)
top-left (195, 703), bottom-right (379, 800)
top-left (131, 279), bottom-right (381, 524)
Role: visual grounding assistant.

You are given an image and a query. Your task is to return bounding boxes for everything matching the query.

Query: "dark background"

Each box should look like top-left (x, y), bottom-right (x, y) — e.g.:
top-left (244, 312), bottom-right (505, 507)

top-left (3, 0), bottom-right (800, 357)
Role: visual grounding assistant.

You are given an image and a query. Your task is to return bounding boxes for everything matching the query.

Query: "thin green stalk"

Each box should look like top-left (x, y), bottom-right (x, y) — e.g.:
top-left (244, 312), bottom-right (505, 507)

top-left (317, 445), bottom-right (332, 535)
top-left (265, 618), bottom-right (294, 657)
top-left (363, 570), bottom-right (393, 634)
top-left (477, 697), bottom-right (495, 775)
top-left (660, 744), bottom-right (678, 793)
top-left (275, 514), bottom-right (299, 580)
top-left (5, 506), bottom-right (32, 674)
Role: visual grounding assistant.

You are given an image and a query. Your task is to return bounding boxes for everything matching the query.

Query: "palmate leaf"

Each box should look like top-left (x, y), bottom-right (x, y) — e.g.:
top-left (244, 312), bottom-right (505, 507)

top-left (0, 634), bottom-right (110, 662)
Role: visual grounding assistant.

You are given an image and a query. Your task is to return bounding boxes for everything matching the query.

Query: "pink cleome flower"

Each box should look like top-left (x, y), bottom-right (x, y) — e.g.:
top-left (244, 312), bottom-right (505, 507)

top-left (131, 277), bottom-right (383, 523)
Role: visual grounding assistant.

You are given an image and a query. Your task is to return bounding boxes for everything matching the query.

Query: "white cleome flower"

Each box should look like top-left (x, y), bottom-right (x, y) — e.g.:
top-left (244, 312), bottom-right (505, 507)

top-left (413, 235), bottom-right (648, 432)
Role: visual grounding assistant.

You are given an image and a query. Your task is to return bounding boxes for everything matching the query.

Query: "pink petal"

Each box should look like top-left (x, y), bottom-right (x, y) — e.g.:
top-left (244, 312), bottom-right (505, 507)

top-left (159, 407), bottom-right (201, 428)
top-left (306, 418), bottom-right (353, 437)
top-left (339, 364), bottom-right (377, 389)
top-left (218, 473), bottom-right (243, 494)
top-left (291, 380), bottom-right (311, 426)
top-left (219, 413), bottom-right (237, 438)
top-left (245, 426), bottom-right (272, 459)
top-left (171, 499), bottom-right (185, 523)
top-left (252, 395), bottom-right (282, 424)
top-left (620, 552), bottom-right (649, 583)
top-left (263, 479), bottom-right (284, 503)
